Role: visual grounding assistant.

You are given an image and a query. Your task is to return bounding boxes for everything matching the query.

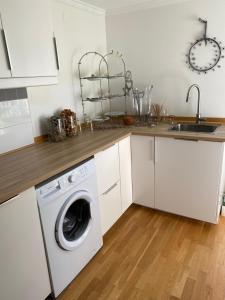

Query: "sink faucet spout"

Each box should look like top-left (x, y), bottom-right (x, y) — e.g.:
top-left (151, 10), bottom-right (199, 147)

top-left (186, 84), bottom-right (201, 124)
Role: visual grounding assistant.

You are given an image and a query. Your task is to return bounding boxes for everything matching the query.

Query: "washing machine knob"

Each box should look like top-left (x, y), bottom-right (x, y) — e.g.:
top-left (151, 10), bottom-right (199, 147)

top-left (68, 174), bottom-right (77, 183)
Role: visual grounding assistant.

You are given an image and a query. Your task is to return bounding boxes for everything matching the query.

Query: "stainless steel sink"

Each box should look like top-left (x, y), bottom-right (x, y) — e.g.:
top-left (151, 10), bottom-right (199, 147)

top-left (169, 123), bottom-right (219, 133)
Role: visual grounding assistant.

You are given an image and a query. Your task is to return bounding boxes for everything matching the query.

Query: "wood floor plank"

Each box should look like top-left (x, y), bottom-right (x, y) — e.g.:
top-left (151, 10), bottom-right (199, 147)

top-left (56, 205), bottom-right (225, 300)
top-left (181, 277), bottom-right (195, 300)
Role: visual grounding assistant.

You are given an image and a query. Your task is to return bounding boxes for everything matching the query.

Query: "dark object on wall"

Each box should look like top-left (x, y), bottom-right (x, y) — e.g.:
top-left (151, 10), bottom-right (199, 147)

top-left (186, 18), bottom-right (225, 74)
top-left (0, 88), bottom-right (27, 101)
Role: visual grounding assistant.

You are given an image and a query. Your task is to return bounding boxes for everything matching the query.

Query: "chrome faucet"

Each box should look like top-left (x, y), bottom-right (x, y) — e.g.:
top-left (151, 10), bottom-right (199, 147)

top-left (186, 84), bottom-right (203, 124)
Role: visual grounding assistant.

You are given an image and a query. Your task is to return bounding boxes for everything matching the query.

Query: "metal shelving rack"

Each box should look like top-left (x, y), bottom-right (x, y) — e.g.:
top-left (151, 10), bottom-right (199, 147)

top-left (100, 50), bottom-right (127, 115)
top-left (78, 51), bottom-right (110, 118)
top-left (78, 50), bottom-right (128, 119)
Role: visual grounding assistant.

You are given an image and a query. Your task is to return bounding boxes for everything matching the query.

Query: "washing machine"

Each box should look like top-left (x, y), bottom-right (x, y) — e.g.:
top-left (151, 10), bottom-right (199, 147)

top-left (36, 158), bottom-right (103, 298)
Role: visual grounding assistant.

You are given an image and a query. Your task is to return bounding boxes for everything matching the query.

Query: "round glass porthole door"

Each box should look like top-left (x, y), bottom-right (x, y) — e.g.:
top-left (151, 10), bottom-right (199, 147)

top-left (55, 191), bottom-right (92, 251)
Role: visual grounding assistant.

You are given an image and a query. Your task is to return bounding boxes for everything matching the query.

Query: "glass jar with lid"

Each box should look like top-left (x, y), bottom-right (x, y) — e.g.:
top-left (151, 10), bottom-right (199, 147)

top-left (48, 116), bottom-right (66, 142)
top-left (60, 109), bottom-right (78, 137)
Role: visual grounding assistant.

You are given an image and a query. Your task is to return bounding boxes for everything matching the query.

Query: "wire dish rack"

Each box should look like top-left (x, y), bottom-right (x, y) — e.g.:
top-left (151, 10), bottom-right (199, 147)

top-left (78, 50), bottom-right (128, 120)
top-left (92, 116), bottom-right (157, 130)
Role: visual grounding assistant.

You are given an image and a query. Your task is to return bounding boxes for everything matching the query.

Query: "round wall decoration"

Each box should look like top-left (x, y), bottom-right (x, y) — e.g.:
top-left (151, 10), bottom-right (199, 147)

top-left (186, 18), bottom-right (225, 74)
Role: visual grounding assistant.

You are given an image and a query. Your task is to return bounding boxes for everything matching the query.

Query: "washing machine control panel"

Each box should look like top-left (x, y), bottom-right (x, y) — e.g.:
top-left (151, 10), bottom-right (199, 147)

top-left (39, 180), bottom-right (60, 196)
top-left (37, 159), bottom-right (95, 198)
top-left (68, 174), bottom-right (76, 183)
top-left (68, 165), bottom-right (88, 183)
top-left (56, 163), bottom-right (92, 191)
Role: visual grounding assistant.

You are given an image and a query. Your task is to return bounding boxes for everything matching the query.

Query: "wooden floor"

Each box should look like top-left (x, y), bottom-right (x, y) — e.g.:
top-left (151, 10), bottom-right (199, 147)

top-left (56, 205), bottom-right (225, 300)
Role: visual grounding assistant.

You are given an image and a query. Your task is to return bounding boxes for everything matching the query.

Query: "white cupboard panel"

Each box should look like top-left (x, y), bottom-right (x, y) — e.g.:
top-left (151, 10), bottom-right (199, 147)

top-left (131, 135), bottom-right (155, 208)
top-left (99, 182), bottom-right (121, 235)
top-left (119, 136), bottom-right (133, 213)
top-left (155, 137), bottom-right (224, 224)
top-left (94, 143), bottom-right (120, 195)
top-left (0, 18), bottom-right (11, 78)
top-left (0, 76), bottom-right (57, 89)
top-left (0, 0), bottom-right (57, 77)
top-left (0, 187), bottom-right (51, 300)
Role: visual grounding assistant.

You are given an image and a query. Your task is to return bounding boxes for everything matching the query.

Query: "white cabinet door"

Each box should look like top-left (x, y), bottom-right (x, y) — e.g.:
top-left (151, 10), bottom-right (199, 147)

top-left (0, 0), bottom-right (58, 78)
top-left (95, 143), bottom-right (121, 235)
top-left (0, 187), bottom-right (51, 300)
top-left (131, 135), bottom-right (155, 208)
top-left (95, 143), bottom-right (120, 196)
top-left (0, 18), bottom-right (11, 78)
top-left (119, 136), bottom-right (133, 213)
top-left (155, 137), bottom-right (224, 223)
top-left (99, 182), bottom-right (121, 235)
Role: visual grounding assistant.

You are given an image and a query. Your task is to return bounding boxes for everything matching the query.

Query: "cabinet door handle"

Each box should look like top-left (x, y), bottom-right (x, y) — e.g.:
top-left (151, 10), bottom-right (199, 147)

top-left (1, 29), bottom-right (12, 71)
top-left (150, 138), bottom-right (155, 162)
top-left (53, 36), bottom-right (59, 70)
top-left (103, 183), bottom-right (118, 195)
top-left (154, 139), bottom-right (159, 163)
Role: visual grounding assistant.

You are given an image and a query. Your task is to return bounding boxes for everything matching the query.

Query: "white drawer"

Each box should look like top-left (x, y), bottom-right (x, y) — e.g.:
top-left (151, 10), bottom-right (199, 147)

top-left (94, 143), bottom-right (120, 195)
top-left (99, 181), bottom-right (121, 235)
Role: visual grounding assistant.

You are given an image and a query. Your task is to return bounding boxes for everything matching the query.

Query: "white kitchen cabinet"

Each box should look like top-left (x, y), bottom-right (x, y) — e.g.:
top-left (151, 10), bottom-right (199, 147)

top-left (0, 21), bottom-right (11, 78)
top-left (131, 135), bottom-right (155, 208)
top-left (0, 0), bottom-right (58, 87)
top-left (155, 137), bottom-right (225, 224)
top-left (95, 143), bottom-right (121, 234)
top-left (99, 182), bottom-right (121, 235)
top-left (0, 187), bottom-right (51, 300)
top-left (119, 136), bottom-right (133, 213)
top-left (95, 143), bottom-right (120, 196)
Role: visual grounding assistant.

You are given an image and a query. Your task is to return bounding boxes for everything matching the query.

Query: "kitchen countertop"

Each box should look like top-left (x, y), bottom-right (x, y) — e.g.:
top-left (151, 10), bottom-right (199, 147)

top-left (132, 123), bottom-right (225, 141)
top-left (1, 123), bottom-right (225, 205)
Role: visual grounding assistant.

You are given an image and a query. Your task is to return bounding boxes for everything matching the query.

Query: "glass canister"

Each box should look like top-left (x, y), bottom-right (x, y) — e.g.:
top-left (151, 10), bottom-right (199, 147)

top-left (60, 109), bottom-right (78, 137)
top-left (84, 114), bottom-right (93, 132)
top-left (64, 115), bottom-right (78, 137)
top-left (48, 116), bottom-right (66, 142)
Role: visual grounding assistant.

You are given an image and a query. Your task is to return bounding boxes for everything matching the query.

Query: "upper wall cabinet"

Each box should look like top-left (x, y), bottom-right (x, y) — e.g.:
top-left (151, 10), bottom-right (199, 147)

top-left (0, 0), bottom-right (58, 88)
top-left (0, 17), bottom-right (10, 78)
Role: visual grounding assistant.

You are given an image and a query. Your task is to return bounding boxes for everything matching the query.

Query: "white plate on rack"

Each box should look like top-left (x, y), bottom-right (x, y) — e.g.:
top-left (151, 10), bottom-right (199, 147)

top-left (104, 112), bottom-right (124, 117)
top-left (93, 117), bottom-right (110, 122)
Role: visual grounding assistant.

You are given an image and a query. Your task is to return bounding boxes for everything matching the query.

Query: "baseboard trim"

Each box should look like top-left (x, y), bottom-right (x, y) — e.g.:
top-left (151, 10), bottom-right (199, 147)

top-left (173, 116), bottom-right (225, 124)
top-left (34, 135), bottom-right (48, 144)
top-left (0, 143), bottom-right (34, 157)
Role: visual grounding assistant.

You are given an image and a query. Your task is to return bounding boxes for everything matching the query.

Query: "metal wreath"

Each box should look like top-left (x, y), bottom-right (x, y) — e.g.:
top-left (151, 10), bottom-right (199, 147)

top-left (186, 18), bottom-right (225, 74)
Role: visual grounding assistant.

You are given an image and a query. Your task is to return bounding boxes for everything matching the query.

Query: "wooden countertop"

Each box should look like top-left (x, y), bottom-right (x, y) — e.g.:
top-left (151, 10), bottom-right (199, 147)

top-left (132, 123), bottom-right (225, 142)
top-left (1, 123), bottom-right (225, 205)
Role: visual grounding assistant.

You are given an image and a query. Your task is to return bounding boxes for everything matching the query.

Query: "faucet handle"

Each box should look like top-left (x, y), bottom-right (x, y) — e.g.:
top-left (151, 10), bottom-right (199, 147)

top-left (196, 113), bottom-right (205, 124)
top-left (199, 118), bottom-right (206, 122)
top-left (169, 115), bottom-right (176, 125)
top-left (196, 117), bottom-right (206, 123)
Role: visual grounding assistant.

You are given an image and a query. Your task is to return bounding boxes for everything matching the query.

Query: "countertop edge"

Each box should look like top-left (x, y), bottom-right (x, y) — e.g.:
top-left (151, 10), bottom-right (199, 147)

top-left (132, 131), bottom-right (225, 142)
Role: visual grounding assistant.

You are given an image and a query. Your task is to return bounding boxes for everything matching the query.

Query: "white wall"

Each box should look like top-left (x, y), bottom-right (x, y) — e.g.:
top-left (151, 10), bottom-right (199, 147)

top-left (28, 0), bottom-right (107, 136)
top-left (106, 0), bottom-right (225, 117)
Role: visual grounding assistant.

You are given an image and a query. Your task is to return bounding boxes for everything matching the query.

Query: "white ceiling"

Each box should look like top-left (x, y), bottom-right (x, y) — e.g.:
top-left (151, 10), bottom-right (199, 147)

top-left (81, 0), bottom-right (191, 14)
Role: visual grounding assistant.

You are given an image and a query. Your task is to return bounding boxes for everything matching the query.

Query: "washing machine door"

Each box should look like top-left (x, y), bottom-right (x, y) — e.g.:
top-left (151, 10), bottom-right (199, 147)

top-left (55, 191), bottom-right (93, 251)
